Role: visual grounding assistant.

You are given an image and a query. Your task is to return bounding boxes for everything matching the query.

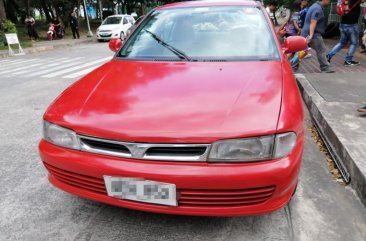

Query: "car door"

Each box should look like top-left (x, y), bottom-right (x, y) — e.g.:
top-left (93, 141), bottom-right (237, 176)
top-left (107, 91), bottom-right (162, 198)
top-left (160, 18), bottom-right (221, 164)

top-left (122, 16), bottom-right (132, 32)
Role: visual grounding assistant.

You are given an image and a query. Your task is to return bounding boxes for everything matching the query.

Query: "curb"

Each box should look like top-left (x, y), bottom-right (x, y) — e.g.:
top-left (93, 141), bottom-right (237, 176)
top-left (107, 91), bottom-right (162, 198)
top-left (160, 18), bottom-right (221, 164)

top-left (0, 38), bottom-right (94, 58)
top-left (296, 73), bottom-right (366, 207)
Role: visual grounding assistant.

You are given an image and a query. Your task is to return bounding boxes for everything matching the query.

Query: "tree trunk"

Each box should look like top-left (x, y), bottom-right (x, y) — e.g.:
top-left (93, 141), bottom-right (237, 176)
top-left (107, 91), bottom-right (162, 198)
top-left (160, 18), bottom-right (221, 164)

top-left (82, 1), bottom-right (87, 23)
top-left (99, 0), bottom-right (103, 20)
top-left (24, 0), bottom-right (30, 16)
top-left (48, 3), bottom-right (55, 19)
top-left (77, 0), bottom-right (81, 26)
top-left (5, 0), bottom-right (19, 23)
top-left (0, 0), bottom-right (6, 22)
top-left (40, 0), bottom-right (51, 22)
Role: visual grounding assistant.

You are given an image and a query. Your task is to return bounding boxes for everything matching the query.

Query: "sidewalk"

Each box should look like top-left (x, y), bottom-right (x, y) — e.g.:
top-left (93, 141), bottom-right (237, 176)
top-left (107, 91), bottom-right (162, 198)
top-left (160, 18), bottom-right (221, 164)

top-left (296, 39), bottom-right (366, 206)
top-left (0, 37), bottom-right (94, 58)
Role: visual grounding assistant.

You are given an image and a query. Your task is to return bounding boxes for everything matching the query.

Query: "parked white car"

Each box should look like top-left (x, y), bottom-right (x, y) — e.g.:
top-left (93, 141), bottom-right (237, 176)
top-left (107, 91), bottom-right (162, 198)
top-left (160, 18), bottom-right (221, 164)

top-left (96, 15), bottom-right (135, 41)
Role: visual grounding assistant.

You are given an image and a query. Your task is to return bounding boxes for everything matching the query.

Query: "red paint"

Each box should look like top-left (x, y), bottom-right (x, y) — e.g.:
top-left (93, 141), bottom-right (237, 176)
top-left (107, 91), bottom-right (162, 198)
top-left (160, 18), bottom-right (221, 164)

top-left (39, 0), bottom-right (304, 216)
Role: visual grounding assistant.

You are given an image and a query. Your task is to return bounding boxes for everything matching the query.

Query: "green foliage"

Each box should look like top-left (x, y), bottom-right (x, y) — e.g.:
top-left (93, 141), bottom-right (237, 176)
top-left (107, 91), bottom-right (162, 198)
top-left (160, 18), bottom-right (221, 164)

top-left (3, 20), bottom-right (17, 33)
top-left (0, 20), bottom-right (17, 47)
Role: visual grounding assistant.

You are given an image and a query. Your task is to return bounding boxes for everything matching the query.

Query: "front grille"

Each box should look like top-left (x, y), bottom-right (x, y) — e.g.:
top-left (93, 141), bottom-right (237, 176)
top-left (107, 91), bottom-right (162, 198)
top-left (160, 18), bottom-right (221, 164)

top-left (44, 163), bottom-right (106, 194)
top-left (145, 147), bottom-right (207, 157)
top-left (80, 137), bottom-right (130, 154)
top-left (178, 186), bottom-right (276, 207)
top-left (78, 135), bottom-right (210, 162)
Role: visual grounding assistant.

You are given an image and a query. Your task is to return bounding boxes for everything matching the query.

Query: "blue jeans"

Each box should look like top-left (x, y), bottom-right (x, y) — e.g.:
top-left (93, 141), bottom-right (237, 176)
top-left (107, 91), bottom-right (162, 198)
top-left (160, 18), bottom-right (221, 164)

top-left (328, 23), bottom-right (359, 62)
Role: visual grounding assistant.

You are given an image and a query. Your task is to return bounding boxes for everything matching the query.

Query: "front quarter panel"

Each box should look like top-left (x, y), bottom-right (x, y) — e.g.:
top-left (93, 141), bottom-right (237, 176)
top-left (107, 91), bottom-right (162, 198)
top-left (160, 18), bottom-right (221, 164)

top-left (277, 60), bottom-right (304, 135)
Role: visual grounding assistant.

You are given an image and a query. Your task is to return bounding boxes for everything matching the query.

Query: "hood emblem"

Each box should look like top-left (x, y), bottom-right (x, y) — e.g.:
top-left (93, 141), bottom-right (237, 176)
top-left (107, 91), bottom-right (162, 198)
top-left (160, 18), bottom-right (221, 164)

top-left (129, 144), bottom-right (150, 158)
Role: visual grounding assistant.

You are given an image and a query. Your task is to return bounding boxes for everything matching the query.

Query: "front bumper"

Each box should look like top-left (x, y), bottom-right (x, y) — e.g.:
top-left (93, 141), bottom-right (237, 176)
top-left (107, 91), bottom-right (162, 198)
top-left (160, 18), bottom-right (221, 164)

top-left (96, 32), bottom-right (119, 40)
top-left (39, 135), bottom-right (303, 216)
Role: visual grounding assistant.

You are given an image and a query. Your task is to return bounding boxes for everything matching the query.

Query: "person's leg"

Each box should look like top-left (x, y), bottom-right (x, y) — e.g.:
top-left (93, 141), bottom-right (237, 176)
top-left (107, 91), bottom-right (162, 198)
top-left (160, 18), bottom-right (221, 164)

top-left (71, 27), bottom-right (76, 39)
top-left (27, 25), bottom-right (32, 39)
top-left (328, 24), bottom-right (347, 59)
top-left (76, 28), bottom-right (80, 39)
top-left (362, 19), bottom-right (366, 52)
top-left (33, 26), bottom-right (39, 40)
top-left (344, 24), bottom-right (359, 62)
top-left (312, 37), bottom-right (332, 71)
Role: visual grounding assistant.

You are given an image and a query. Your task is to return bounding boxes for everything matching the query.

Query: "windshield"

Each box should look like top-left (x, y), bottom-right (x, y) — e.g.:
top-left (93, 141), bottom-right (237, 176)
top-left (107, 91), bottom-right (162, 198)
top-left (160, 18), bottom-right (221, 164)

top-left (118, 6), bottom-right (280, 61)
top-left (103, 17), bottom-right (122, 25)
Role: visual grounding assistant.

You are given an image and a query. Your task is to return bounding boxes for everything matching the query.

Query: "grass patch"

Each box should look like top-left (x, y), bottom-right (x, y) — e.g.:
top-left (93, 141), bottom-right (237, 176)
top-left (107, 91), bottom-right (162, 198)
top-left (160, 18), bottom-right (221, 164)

top-left (1, 21), bottom-right (99, 51)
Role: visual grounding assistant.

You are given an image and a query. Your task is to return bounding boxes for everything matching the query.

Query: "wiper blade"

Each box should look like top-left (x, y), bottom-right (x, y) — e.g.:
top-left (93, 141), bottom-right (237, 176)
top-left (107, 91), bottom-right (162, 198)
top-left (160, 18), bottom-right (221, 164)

top-left (144, 29), bottom-right (191, 61)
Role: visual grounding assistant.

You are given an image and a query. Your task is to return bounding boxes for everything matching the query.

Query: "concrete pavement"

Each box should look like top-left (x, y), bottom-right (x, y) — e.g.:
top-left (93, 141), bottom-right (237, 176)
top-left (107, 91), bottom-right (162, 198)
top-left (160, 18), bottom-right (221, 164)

top-left (0, 37), bottom-right (94, 58)
top-left (296, 40), bottom-right (366, 207)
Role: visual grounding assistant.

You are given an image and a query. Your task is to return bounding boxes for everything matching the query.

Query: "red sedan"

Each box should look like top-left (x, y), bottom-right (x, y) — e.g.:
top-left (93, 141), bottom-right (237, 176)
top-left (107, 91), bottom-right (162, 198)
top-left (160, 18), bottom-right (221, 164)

top-left (39, 0), bottom-right (307, 216)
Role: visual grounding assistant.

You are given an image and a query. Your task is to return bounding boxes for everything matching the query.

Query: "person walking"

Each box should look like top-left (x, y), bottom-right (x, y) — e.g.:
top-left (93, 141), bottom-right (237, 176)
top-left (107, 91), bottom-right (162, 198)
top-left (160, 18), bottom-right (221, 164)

top-left (266, 1), bottom-right (278, 25)
top-left (326, 0), bottom-right (362, 66)
top-left (301, 0), bottom-right (334, 73)
top-left (25, 15), bottom-right (39, 41)
top-left (298, 0), bottom-right (309, 29)
top-left (360, 5), bottom-right (366, 53)
top-left (70, 12), bottom-right (80, 39)
top-left (281, 0), bottom-right (302, 37)
top-left (356, 31), bottom-right (366, 112)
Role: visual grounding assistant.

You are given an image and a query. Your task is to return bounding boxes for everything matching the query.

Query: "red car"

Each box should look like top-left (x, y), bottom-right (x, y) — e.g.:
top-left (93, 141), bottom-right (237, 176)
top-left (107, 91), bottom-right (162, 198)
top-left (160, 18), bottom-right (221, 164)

top-left (39, 0), bottom-right (307, 216)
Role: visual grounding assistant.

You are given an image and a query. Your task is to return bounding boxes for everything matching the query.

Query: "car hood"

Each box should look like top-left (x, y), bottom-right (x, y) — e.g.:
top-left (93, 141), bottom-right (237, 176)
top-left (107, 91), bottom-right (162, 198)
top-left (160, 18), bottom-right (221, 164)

top-left (45, 60), bottom-right (283, 143)
top-left (98, 24), bottom-right (120, 31)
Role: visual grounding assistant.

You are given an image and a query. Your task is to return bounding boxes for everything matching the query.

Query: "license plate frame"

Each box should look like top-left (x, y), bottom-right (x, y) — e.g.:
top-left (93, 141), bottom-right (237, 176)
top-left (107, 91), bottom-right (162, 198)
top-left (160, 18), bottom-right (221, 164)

top-left (104, 176), bottom-right (177, 206)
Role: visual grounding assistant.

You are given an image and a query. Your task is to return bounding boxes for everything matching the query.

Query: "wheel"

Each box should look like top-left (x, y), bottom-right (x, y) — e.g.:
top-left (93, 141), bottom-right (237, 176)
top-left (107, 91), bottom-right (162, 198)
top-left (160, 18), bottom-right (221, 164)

top-left (291, 183), bottom-right (298, 197)
top-left (120, 32), bottom-right (125, 41)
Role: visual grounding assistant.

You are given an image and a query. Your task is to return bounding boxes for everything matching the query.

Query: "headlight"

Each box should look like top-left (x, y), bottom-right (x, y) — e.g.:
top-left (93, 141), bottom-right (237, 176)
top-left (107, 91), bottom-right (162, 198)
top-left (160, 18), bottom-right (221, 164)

top-left (43, 121), bottom-right (80, 150)
top-left (273, 132), bottom-right (297, 159)
top-left (209, 136), bottom-right (274, 162)
top-left (208, 132), bottom-right (296, 162)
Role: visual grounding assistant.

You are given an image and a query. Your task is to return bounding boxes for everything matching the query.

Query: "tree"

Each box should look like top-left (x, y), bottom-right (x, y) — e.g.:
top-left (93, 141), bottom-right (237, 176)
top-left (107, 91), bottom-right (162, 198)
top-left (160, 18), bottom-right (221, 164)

top-left (0, 0), bottom-right (6, 24)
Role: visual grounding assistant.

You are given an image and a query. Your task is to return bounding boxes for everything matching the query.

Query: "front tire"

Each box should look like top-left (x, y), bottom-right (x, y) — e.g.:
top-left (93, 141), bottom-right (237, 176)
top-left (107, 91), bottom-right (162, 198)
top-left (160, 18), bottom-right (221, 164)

top-left (120, 32), bottom-right (125, 41)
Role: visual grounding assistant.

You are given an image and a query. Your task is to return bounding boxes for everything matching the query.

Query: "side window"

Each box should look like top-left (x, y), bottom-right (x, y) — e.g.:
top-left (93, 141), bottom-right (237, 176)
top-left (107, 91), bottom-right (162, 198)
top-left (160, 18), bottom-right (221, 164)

top-left (128, 16), bottom-right (134, 23)
top-left (123, 17), bottom-right (128, 24)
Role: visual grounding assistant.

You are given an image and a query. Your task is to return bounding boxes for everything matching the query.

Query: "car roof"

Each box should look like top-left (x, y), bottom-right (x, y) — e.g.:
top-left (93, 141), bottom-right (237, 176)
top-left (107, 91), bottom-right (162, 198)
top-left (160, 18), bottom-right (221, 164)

top-left (106, 15), bottom-right (130, 17)
top-left (156, 0), bottom-right (261, 10)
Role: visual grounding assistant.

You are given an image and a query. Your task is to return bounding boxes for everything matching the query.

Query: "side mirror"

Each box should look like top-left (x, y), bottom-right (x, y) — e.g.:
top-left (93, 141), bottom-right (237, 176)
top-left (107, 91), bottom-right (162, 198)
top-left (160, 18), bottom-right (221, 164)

top-left (109, 38), bottom-right (123, 52)
top-left (283, 36), bottom-right (307, 54)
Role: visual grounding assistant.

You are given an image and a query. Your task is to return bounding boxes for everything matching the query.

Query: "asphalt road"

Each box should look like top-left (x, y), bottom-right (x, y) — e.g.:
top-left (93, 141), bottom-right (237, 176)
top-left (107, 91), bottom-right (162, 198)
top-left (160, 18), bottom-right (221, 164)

top-left (0, 43), bottom-right (365, 241)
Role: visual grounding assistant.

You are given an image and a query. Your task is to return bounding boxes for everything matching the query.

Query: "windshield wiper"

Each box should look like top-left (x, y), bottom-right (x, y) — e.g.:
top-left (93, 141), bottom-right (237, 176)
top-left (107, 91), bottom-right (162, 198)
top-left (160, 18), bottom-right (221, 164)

top-left (144, 29), bottom-right (191, 61)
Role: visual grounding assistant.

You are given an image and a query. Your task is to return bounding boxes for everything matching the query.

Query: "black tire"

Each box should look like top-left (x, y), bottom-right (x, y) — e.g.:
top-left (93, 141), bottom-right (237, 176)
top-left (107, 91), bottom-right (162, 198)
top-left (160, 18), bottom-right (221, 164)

top-left (97, 39), bottom-right (104, 42)
top-left (323, 22), bottom-right (340, 39)
top-left (291, 183), bottom-right (298, 197)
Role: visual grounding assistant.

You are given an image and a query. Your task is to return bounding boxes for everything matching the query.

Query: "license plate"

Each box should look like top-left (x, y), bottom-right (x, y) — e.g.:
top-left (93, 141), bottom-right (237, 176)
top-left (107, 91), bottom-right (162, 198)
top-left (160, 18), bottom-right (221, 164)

top-left (104, 176), bottom-right (177, 206)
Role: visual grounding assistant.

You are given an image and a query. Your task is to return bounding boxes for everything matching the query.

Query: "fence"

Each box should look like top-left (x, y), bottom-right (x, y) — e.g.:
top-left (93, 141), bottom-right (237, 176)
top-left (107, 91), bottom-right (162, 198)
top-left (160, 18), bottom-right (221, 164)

top-left (328, 2), bottom-right (365, 31)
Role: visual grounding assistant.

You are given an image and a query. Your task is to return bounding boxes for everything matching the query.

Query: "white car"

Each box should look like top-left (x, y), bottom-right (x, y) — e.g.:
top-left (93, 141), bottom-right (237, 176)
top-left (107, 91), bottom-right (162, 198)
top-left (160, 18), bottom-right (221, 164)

top-left (96, 15), bottom-right (135, 41)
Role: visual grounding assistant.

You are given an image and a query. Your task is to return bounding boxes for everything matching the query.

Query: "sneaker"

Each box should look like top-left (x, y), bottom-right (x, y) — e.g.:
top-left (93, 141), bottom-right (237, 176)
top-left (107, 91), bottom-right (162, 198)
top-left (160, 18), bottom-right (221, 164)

top-left (326, 54), bottom-right (331, 63)
top-left (321, 68), bottom-right (335, 73)
top-left (357, 105), bottom-right (366, 112)
top-left (344, 60), bottom-right (360, 66)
